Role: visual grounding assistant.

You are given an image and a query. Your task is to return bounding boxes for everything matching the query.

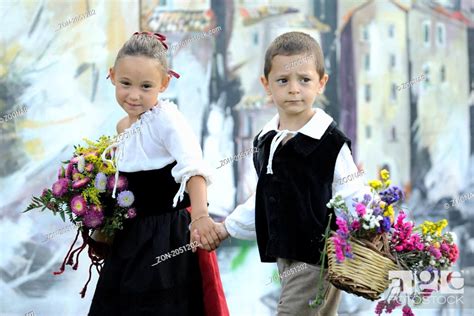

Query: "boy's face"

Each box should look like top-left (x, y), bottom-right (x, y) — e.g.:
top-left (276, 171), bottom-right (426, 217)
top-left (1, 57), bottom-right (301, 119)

top-left (109, 55), bottom-right (170, 119)
top-left (261, 54), bottom-right (328, 117)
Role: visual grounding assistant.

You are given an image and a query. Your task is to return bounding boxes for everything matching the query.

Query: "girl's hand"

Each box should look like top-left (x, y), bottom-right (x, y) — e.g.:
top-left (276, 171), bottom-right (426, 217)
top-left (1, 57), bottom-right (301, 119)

top-left (190, 217), bottom-right (221, 252)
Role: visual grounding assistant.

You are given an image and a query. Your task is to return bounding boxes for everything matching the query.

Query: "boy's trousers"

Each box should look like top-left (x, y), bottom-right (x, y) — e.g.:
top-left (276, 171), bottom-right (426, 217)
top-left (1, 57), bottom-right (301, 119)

top-left (276, 258), bottom-right (341, 316)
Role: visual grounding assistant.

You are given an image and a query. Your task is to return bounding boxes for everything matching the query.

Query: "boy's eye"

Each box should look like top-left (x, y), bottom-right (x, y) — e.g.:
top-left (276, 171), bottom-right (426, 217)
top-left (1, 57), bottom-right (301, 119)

top-left (301, 78), bottom-right (311, 83)
top-left (276, 78), bottom-right (287, 84)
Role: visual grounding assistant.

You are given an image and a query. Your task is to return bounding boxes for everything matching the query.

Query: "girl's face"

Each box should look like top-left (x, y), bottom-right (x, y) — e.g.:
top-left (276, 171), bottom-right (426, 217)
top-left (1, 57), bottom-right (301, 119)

top-left (110, 55), bottom-right (170, 120)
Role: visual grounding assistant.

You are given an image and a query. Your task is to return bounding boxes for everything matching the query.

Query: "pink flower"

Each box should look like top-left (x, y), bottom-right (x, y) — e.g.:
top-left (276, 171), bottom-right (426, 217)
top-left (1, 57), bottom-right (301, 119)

top-left (83, 208), bottom-right (104, 228)
top-left (65, 162), bottom-right (74, 179)
top-left (52, 178), bottom-right (69, 197)
top-left (71, 195), bottom-right (87, 216)
top-left (355, 203), bottom-right (366, 217)
top-left (85, 163), bottom-right (94, 172)
top-left (402, 305), bottom-right (414, 316)
top-left (72, 177), bottom-right (90, 189)
top-left (351, 220), bottom-right (361, 231)
top-left (127, 208), bottom-right (137, 219)
top-left (107, 175), bottom-right (128, 192)
top-left (90, 204), bottom-right (103, 213)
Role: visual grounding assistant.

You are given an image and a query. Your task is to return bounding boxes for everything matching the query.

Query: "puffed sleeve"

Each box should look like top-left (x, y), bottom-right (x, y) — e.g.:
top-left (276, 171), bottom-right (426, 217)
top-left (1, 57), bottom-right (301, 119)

top-left (154, 102), bottom-right (212, 207)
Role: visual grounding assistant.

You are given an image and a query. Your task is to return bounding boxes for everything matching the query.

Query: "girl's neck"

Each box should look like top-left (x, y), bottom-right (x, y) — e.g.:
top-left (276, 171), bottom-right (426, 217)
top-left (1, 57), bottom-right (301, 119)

top-left (278, 109), bottom-right (315, 131)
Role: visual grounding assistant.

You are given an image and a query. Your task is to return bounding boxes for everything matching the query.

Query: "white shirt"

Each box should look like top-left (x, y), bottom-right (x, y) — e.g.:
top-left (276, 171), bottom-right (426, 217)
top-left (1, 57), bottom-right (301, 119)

top-left (102, 99), bottom-right (212, 208)
top-left (224, 108), bottom-right (372, 240)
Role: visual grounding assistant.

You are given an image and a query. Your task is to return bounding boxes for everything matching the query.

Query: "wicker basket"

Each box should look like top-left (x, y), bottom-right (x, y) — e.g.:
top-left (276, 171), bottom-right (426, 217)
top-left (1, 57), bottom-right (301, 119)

top-left (326, 232), bottom-right (400, 300)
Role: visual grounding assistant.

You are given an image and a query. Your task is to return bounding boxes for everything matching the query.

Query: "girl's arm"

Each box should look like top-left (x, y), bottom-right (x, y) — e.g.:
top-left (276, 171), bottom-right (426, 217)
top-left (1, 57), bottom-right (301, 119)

top-left (187, 175), bottom-right (221, 251)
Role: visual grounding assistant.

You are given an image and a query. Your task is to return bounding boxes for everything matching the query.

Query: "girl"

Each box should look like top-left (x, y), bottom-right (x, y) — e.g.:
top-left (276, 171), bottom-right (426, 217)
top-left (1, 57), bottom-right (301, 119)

top-left (88, 32), bottom-right (228, 315)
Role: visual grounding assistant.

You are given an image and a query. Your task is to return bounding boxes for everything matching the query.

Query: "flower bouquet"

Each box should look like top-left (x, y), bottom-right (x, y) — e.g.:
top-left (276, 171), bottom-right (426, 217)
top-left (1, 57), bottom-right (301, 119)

top-left (24, 136), bottom-right (137, 297)
top-left (374, 217), bottom-right (459, 315)
top-left (322, 169), bottom-right (402, 301)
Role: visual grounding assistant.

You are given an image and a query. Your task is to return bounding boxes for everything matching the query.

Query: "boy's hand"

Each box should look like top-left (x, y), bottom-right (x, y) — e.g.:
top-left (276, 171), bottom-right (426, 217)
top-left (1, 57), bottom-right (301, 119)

top-left (190, 217), bottom-right (221, 252)
top-left (214, 222), bottom-right (230, 241)
top-left (192, 221), bottom-right (229, 252)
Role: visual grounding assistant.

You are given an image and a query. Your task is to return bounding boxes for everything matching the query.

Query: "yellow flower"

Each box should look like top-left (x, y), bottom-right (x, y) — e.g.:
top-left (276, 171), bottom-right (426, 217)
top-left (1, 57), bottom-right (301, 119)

top-left (380, 169), bottom-right (390, 181)
top-left (368, 180), bottom-right (383, 190)
top-left (433, 242), bottom-right (440, 248)
top-left (383, 204), bottom-right (394, 217)
top-left (384, 180), bottom-right (391, 187)
top-left (379, 201), bottom-right (387, 210)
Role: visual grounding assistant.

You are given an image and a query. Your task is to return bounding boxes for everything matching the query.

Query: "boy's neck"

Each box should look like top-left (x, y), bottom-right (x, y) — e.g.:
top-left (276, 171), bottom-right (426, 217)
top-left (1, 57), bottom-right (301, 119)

top-left (277, 108), bottom-right (316, 132)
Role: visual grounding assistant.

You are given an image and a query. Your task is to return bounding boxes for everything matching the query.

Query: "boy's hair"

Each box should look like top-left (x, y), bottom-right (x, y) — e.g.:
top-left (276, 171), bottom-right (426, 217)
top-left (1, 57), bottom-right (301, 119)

top-left (263, 32), bottom-right (325, 79)
top-left (114, 33), bottom-right (169, 74)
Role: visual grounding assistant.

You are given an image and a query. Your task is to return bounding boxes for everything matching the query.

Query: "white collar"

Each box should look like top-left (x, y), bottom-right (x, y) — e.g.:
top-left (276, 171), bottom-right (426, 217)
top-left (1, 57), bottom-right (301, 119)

top-left (258, 108), bottom-right (334, 140)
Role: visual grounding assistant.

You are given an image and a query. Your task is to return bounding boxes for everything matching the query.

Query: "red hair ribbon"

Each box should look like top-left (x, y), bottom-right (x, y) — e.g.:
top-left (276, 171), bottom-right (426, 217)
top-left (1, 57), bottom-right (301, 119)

top-left (168, 69), bottom-right (180, 79)
top-left (133, 31), bottom-right (168, 50)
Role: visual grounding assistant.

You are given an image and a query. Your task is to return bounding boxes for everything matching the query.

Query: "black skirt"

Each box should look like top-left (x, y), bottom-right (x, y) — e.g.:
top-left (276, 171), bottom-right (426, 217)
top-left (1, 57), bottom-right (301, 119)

top-left (88, 163), bottom-right (205, 315)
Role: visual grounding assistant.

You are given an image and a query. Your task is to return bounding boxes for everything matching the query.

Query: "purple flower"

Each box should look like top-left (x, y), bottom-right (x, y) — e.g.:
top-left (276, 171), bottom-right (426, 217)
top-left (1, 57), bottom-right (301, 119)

top-left (72, 177), bottom-right (90, 189)
top-left (107, 175), bottom-right (128, 192)
top-left (117, 191), bottom-right (134, 207)
top-left (363, 194), bottom-right (372, 204)
top-left (71, 195), bottom-right (87, 215)
top-left (65, 162), bottom-right (74, 179)
top-left (83, 208), bottom-right (104, 228)
top-left (94, 173), bottom-right (107, 192)
top-left (381, 217), bottom-right (391, 232)
top-left (127, 208), bottom-right (137, 219)
top-left (52, 178), bottom-right (69, 197)
top-left (380, 186), bottom-right (404, 205)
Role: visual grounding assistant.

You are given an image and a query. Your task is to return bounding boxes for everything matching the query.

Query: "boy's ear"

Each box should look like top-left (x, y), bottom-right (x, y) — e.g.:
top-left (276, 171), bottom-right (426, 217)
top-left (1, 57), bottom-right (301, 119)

top-left (260, 75), bottom-right (271, 96)
top-left (318, 74), bottom-right (329, 94)
top-left (159, 75), bottom-right (171, 92)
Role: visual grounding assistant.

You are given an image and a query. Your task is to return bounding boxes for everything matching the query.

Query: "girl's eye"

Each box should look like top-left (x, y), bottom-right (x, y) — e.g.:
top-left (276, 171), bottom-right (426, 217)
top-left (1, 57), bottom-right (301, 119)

top-left (120, 82), bottom-right (130, 86)
top-left (143, 84), bottom-right (152, 89)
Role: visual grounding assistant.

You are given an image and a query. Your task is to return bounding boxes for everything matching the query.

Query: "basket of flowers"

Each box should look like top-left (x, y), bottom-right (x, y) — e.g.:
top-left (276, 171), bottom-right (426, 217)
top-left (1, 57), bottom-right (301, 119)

top-left (325, 170), bottom-right (402, 301)
top-left (23, 136), bottom-right (137, 297)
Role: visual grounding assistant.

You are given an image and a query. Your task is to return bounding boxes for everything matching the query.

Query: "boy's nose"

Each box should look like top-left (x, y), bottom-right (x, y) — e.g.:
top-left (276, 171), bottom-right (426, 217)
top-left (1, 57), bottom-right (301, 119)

top-left (288, 82), bottom-right (300, 94)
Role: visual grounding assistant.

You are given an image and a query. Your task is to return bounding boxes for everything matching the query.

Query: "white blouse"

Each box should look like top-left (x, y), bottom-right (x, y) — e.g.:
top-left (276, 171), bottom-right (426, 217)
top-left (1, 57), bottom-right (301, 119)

top-left (101, 99), bottom-right (212, 208)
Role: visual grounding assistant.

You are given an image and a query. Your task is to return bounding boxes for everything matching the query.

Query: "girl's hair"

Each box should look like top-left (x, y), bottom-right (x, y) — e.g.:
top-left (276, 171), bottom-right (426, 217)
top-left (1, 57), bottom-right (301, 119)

top-left (263, 31), bottom-right (325, 79)
top-left (114, 32), bottom-right (169, 75)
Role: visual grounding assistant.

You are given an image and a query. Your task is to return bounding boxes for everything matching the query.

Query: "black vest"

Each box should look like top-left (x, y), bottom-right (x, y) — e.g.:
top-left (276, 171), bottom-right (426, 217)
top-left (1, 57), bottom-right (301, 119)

top-left (252, 121), bottom-right (351, 264)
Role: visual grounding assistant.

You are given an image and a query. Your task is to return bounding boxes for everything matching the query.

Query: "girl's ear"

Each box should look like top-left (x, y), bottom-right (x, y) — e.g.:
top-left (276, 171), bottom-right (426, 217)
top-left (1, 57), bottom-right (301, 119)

top-left (159, 74), bottom-right (171, 92)
top-left (109, 67), bottom-right (116, 86)
top-left (260, 75), bottom-right (271, 96)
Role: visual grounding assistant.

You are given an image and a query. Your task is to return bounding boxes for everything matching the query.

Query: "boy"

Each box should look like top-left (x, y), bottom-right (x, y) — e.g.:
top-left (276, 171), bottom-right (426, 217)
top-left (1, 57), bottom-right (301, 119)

top-left (198, 32), bottom-right (370, 315)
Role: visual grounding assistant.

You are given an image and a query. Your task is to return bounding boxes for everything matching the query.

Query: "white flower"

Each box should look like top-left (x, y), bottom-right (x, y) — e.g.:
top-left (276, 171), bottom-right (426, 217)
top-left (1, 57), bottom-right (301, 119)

top-left (429, 260), bottom-right (435, 266)
top-left (363, 224), bottom-right (370, 230)
top-left (365, 208), bottom-right (373, 217)
top-left (369, 221), bottom-right (375, 229)
top-left (425, 236), bottom-right (432, 242)
top-left (77, 155), bottom-right (85, 173)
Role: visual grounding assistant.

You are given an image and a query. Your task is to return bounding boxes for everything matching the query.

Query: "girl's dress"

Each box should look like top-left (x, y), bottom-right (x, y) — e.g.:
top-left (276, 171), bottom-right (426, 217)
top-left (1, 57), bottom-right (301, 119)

top-left (88, 99), bottom-right (228, 315)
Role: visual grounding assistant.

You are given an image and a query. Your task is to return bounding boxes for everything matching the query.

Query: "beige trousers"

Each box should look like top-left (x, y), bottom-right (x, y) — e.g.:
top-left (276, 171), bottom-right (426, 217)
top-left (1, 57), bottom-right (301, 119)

top-left (276, 258), bottom-right (341, 316)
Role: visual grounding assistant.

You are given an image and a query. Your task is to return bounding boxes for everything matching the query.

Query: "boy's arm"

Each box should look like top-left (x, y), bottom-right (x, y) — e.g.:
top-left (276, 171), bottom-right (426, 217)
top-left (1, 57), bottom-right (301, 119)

top-left (332, 143), bottom-right (372, 215)
top-left (223, 192), bottom-right (257, 240)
